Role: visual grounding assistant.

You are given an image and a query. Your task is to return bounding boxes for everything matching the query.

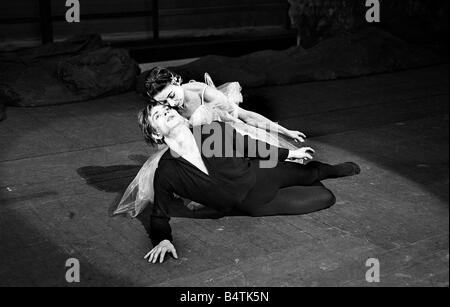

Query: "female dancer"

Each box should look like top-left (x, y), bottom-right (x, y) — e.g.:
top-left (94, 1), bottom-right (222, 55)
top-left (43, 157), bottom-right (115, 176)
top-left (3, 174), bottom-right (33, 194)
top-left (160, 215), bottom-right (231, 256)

top-left (146, 67), bottom-right (305, 143)
top-left (114, 67), bottom-right (307, 217)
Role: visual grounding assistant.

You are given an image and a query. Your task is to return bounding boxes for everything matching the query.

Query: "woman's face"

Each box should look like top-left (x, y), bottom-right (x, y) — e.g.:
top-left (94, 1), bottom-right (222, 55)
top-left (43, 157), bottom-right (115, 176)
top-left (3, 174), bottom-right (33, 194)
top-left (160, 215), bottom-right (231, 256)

top-left (153, 84), bottom-right (185, 108)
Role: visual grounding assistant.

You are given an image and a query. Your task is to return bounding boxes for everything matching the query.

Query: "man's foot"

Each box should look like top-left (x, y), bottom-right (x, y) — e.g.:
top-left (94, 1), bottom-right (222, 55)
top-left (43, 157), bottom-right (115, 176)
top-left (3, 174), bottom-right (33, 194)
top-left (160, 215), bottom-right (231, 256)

top-left (308, 161), bottom-right (361, 180)
top-left (332, 162), bottom-right (361, 177)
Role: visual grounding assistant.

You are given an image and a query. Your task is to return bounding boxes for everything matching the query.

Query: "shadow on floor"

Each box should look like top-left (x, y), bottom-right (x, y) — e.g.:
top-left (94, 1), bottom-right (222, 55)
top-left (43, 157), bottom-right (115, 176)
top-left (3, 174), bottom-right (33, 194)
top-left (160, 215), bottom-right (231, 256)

top-left (76, 164), bottom-right (235, 220)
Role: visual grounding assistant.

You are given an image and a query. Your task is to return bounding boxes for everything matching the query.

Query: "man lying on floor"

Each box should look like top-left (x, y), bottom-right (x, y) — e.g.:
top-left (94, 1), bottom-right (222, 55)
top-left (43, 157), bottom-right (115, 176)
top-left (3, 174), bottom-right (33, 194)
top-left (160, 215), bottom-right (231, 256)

top-left (136, 103), bottom-right (361, 264)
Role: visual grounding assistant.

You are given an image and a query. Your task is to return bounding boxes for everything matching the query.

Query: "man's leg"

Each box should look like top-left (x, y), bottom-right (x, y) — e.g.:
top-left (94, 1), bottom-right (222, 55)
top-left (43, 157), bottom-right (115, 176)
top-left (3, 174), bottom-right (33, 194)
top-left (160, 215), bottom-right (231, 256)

top-left (237, 160), bottom-right (359, 216)
top-left (245, 183), bottom-right (336, 217)
top-left (251, 160), bottom-right (360, 189)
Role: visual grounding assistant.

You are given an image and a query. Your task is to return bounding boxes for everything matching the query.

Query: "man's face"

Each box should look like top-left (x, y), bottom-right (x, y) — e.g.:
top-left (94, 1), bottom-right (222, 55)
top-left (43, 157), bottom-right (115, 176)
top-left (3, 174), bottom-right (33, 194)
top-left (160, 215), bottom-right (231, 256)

top-left (153, 84), bottom-right (185, 108)
top-left (149, 105), bottom-right (185, 138)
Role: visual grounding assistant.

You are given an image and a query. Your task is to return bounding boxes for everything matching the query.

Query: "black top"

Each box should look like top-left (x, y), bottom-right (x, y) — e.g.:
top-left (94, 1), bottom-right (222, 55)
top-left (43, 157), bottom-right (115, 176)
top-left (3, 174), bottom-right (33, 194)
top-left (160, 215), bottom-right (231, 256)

top-left (138, 122), bottom-right (289, 246)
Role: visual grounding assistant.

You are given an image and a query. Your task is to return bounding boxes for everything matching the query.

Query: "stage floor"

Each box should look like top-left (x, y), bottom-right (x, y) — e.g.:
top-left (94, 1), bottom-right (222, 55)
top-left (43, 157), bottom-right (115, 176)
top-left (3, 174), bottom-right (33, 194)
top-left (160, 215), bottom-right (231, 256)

top-left (0, 64), bottom-right (448, 286)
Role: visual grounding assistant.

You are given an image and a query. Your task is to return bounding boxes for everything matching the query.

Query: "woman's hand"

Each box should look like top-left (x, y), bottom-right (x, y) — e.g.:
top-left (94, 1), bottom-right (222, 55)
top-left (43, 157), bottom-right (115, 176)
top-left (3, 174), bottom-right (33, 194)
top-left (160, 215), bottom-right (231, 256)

top-left (144, 240), bottom-right (178, 264)
top-left (286, 130), bottom-right (306, 143)
top-left (187, 201), bottom-right (206, 211)
top-left (287, 147), bottom-right (315, 161)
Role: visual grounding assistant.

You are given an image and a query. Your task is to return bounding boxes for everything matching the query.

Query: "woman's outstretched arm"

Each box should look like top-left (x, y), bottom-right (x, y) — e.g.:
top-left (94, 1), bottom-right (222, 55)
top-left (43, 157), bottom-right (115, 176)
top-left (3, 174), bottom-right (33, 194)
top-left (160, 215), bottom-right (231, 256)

top-left (237, 108), bottom-right (306, 143)
top-left (203, 85), bottom-right (306, 143)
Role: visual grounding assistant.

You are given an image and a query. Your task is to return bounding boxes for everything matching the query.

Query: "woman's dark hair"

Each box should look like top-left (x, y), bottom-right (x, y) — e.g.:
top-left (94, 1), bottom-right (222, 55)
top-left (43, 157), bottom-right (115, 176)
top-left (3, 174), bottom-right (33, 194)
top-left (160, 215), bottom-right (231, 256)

top-left (144, 66), bottom-right (182, 99)
top-left (137, 100), bottom-right (164, 146)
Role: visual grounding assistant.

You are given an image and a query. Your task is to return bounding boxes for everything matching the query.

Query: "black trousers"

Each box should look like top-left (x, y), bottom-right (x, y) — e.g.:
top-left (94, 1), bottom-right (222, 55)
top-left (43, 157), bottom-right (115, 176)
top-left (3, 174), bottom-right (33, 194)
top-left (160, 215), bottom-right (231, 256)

top-left (236, 161), bottom-right (336, 217)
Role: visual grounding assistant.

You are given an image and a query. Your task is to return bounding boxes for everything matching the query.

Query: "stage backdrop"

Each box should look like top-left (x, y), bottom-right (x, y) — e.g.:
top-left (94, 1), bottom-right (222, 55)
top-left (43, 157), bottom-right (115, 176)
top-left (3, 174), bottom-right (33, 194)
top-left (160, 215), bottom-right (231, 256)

top-left (0, 0), bottom-right (289, 50)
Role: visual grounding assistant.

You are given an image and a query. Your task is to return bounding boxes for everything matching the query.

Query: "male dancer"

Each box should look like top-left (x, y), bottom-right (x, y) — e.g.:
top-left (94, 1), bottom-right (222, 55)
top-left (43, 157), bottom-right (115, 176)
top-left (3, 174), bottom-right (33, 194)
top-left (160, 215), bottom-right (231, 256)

top-left (137, 103), bottom-right (360, 263)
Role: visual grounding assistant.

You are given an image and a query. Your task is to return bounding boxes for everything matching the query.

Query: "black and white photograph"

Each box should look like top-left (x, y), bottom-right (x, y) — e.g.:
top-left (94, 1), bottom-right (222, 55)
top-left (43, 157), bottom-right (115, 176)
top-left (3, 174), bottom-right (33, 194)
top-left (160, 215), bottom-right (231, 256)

top-left (0, 0), bottom-right (448, 291)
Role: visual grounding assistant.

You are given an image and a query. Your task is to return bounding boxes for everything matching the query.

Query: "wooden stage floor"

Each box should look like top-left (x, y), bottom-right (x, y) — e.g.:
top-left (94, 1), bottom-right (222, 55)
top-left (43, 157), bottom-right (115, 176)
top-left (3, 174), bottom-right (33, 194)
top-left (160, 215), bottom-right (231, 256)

top-left (0, 64), bottom-right (448, 287)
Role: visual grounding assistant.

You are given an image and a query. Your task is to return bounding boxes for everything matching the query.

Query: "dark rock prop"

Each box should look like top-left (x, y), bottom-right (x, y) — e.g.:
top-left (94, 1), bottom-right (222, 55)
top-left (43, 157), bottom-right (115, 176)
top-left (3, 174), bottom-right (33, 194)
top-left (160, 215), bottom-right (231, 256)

top-left (0, 34), bottom-right (140, 107)
top-left (139, 28), bottom-right (442, 91)
top-left (287, 0), bottom-right (449, 48)
top-left (56, 47), bottom-right (140, 100)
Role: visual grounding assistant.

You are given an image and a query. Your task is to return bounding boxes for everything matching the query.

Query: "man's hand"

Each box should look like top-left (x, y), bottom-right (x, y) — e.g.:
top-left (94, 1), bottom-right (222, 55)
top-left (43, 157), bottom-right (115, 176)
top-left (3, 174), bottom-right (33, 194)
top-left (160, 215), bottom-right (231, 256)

top-left (144, 240), bottom-right (178, 264)
top-left (287, 147), bottom-right (315, 161)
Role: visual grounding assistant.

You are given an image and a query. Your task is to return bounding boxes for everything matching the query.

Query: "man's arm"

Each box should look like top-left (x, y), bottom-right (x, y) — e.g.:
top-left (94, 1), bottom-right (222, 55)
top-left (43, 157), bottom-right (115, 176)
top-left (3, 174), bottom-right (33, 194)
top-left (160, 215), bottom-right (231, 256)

top-left (150, 170), bottom-right (183, 245)
top-left (137, 168), bottom-right (183, 263)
